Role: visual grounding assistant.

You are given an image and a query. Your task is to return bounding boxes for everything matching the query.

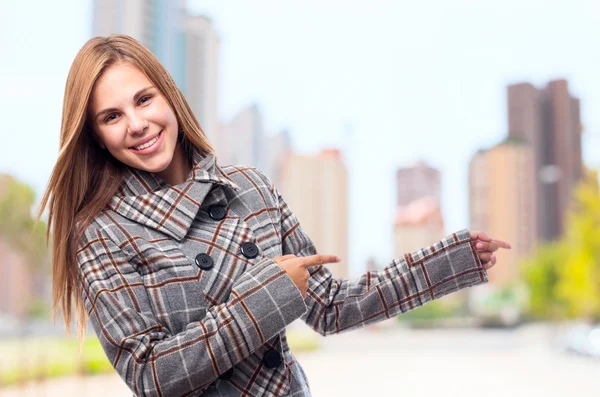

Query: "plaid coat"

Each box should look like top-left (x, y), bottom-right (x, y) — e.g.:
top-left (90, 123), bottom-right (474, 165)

top-left (77, 148), bottom-right (488, 397)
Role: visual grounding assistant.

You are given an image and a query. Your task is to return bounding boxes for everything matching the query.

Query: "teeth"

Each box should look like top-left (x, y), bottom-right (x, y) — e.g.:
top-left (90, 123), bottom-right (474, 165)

top-left (134, 134), bottom-right (159, 150)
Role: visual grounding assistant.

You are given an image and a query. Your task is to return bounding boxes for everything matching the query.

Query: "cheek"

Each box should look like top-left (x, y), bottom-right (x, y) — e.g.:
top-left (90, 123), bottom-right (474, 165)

top-left (97, 127), bottom-right (126, 151)
top-left (153, 100), bottom-right (178, 129)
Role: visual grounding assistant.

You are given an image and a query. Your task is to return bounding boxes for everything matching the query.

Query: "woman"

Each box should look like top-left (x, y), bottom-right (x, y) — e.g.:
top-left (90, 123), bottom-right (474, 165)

top-left (39, 35), bottom-right (510, 397)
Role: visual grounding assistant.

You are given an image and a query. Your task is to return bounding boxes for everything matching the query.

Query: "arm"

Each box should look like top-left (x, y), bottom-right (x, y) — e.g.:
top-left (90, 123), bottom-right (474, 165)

top-left (270, 183), bottom-right (487, 336)
top-left (78, 226), bottom-right (307, 397)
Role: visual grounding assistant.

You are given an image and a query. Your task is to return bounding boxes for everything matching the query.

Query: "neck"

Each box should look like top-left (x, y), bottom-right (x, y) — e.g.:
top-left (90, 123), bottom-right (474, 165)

top-left (157, 145), bottom-right (191, 186)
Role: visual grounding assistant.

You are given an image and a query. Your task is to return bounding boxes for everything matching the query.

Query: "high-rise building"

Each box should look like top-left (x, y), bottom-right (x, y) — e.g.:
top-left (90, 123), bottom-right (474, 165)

top-left (224, 104), bottom-right (266, 170)
top-left (92, 0), bottom-right (186, 87)
top-left (92, 0), bottom-right (152, 48)
top-left (393, 196), bottom-right (445, 258)
top-left (507, 79), bottom-right (583, 241)
top-left (396, 161), bottom-right (441, 207)
top-left (183, 15), bottom-right (220, 146)
top-left (279, 149), bottom-right (349, 278)
top-left (469, 138), bottom-right (536, 286)
top-left (263, 129), bottom-right (293, 189)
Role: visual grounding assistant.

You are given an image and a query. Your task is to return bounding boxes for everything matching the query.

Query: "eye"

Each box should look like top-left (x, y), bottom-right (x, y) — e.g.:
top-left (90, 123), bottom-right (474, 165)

top-left (139, 94), bottom-right (153, 105)
top-left (104, 113), bottom-right (119, 123)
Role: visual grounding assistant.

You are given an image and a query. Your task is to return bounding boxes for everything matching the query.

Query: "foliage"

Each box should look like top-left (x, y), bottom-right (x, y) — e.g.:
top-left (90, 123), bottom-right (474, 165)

top-left (0, 175), bottom-right (49, 269)
top-left (0, 337), bottom-right (112, 387)
top-left (522, 169), bottom-right (600, 322)
top-left (397, 299), bottom-right (463, 322)
top-left (0, 331), bottom-right (321, 386)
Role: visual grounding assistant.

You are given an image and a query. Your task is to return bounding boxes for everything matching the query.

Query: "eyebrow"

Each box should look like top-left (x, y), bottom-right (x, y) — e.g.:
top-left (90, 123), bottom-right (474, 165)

top-left (94, 85), bottom-right (155, 120)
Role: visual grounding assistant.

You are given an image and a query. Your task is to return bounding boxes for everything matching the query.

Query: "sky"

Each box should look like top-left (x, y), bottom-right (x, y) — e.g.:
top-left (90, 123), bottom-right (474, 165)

top-left (1, 0), bottom-right (599, 276)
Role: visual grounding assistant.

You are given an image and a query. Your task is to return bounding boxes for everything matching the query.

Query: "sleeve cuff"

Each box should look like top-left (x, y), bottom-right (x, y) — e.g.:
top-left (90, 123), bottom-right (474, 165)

top-left (231, 257), bottom-right (308, 339)
top-left (399, 229), bottom-right (488, 307)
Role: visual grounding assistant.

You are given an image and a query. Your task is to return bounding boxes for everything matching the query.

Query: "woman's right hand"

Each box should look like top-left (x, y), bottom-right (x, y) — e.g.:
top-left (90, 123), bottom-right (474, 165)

top-left (272, 254), bottom-right (340, 298)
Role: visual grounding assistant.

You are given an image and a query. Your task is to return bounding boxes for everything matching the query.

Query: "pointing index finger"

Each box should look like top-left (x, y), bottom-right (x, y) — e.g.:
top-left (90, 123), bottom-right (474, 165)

top-left (493, 239), bottom-right (512, 249)
top-left (300, 255), bottom-right (340, 267)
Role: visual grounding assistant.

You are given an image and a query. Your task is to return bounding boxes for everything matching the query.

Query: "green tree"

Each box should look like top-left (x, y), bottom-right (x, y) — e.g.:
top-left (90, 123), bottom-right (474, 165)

top-left (555, 170), bottom-right (600, 321)
top-left (521, 241), bottom-right (565, 319)
top-left (0, 175), bottom-right (50, 318)
top-left (522, 169), bottom-right (600, 321)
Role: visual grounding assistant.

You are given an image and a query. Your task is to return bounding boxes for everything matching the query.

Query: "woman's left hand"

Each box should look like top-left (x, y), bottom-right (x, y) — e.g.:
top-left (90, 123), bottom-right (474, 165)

top-left (470, 230), bottom-right (512, 270)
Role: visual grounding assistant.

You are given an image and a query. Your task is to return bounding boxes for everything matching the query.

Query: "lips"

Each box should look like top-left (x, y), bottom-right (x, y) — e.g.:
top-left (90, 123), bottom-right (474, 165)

top-left (130, 131), bottom-right (162, 151)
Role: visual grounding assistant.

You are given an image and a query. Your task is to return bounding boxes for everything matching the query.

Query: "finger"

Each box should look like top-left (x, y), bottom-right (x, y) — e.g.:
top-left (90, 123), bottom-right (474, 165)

top-left (483, 254), bottom-right (497, 270)
top-left (299, 254), bottom-right (340, 267)
top-left (478, 252), bottom-right (492, 263)
top-left (492, 239), bottom-right (512, 249)
top-left (475, 241), bottom-right (499, 252)
top-left (470, 231), bottom-right (493, 242)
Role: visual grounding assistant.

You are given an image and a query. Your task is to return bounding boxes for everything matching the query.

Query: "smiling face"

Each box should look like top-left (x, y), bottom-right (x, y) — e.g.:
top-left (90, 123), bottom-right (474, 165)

top-left (88, 61), bottom-right (183, 183)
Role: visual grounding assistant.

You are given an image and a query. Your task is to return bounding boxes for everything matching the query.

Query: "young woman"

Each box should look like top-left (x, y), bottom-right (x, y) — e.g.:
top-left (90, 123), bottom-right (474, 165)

top-left (40, 35), bottom-right (510, 397)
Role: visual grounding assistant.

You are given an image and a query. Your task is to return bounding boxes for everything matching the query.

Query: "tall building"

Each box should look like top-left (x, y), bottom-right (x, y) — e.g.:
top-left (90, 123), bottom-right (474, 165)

top-left (469, 138), bottom-right (536, 286)
top-left (279, 149), bottom-right (349, 278)
top-left (183, 15), bottom-right (220, 146)
top-left (92, 0), bottom-right (152, 47)
top-left (507, 79), bottom-right (583, 241)
top-left (92, 0), bottom-right (186, 86)
top-left (396, 161), bottom-right (441, 207)
top-left (262, 129), bottom-right (293, 189)
top-left (224, 104), bottom-right (266, 170)
top-left (393, 196), bottom-right (445, 258)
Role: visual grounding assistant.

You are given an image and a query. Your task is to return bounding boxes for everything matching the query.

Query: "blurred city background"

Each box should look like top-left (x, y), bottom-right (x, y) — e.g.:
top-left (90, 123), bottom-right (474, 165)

top-left (1, 0), bottom-right (599, 396)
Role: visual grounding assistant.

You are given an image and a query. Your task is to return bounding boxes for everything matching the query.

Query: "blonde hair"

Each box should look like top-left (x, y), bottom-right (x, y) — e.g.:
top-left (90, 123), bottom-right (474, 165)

top-left (38, 34), bottom-right (214, 339)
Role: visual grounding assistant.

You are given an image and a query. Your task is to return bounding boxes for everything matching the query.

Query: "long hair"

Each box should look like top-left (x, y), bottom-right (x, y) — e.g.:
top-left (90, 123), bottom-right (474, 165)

top-left (37, 34), bottom-right (214, 340)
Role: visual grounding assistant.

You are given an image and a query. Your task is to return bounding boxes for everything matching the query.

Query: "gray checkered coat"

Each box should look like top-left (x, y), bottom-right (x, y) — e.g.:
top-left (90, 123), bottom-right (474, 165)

top-left (77, 148), bottom-right (488, 397)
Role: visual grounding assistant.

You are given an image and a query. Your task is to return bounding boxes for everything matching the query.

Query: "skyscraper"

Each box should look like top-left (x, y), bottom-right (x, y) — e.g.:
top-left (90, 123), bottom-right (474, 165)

top-left (393, 196), bottom-right (445, 258)
top-left (262, 129), bottom-right (293, 189)
top-left (224, 104), bottom-right (266, 170)
top-left (507, 79), bottom-right (583, 241)
top-left (279, 149), bottom-right (349, 278)
top-left (92, 0), bottom-right (186, 87)
top-left (393, 160), bottom-right (445, 255)
top-left (396, 161), bottom-right (441, 207)
top-left (183, 15), bottom-right (220, 145)
top-left (469, 139), bottom-right (536, 286)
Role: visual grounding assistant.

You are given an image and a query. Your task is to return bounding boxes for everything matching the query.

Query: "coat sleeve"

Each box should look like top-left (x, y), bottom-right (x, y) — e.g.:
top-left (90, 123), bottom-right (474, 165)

top-left (77, 224), bottom-right (307, 397)
top-left (263, 176), bottom-right (488, 336)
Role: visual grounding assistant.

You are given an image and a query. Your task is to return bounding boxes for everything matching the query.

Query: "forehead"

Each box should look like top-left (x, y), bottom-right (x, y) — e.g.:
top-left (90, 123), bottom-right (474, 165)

top-left (90, 62), bottom-right (153, 109)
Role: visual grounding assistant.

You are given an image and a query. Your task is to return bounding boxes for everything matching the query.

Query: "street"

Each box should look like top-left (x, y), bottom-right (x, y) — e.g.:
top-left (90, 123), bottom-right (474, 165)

top-left (2, 323), bottom-right (598, 396)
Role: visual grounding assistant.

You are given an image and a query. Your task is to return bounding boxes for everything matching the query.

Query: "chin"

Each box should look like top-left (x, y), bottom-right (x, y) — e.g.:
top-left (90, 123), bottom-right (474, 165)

top-left (126, 154), bottom-right (173, 174)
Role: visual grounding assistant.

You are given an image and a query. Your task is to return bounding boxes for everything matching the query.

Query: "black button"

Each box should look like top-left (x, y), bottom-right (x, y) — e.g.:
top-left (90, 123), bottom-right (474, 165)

top-left (219, 367), bottom-right (234, 380)
top-left (208, 205), bottom-right (227, 220)
top-left (240, 242), bottom-right (259, 259)
top-left (195, 253), bottom-right (214, 270)
top-left (262, 349), bottom-right (282, 369)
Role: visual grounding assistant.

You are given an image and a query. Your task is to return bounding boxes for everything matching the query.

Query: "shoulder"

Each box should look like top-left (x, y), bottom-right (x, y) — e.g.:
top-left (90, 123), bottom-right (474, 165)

top-left (75, 209), bottom-right (129, 253)
top-left (220, 164), bottom-right (275, 192)
top-left (219, 164), bottom-right (281, 210)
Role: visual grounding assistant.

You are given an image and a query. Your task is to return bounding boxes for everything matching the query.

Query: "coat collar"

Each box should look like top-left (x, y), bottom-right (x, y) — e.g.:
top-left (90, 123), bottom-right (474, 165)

top-left (108, 148), bottom-right (240, 241)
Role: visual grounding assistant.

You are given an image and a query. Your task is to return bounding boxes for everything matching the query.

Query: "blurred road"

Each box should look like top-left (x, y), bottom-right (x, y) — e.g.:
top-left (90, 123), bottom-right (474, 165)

top-left (2, 323), bottom-right (598, 397)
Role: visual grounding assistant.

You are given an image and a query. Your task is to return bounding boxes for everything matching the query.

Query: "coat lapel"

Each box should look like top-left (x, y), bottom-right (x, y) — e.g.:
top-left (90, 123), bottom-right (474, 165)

top-left (109, 149), bottom-right (240, 241)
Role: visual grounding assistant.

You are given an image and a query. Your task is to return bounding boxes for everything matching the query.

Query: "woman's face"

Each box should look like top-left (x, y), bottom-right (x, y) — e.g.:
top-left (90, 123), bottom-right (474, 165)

top-left (88, 61), bottom-right (180, 179)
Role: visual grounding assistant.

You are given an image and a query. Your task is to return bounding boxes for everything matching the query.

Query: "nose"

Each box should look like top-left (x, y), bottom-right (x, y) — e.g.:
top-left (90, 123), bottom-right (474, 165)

top-left (126, 110), bottom-right (148, 135)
